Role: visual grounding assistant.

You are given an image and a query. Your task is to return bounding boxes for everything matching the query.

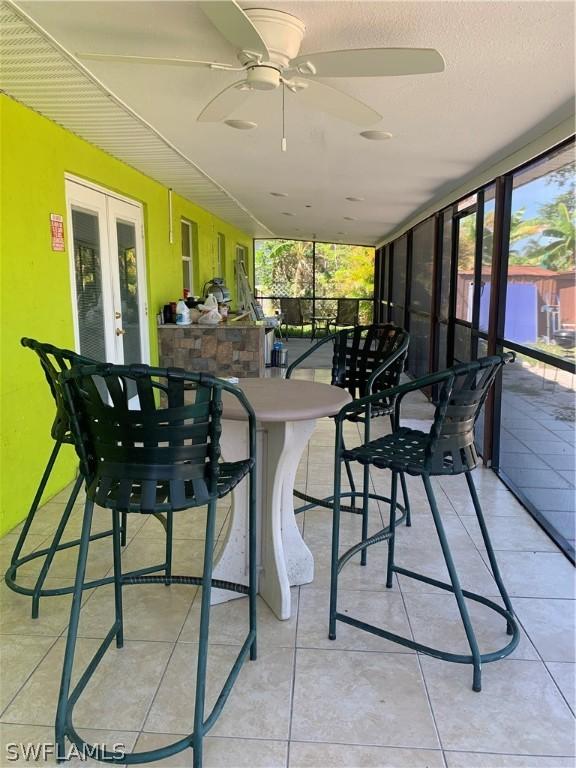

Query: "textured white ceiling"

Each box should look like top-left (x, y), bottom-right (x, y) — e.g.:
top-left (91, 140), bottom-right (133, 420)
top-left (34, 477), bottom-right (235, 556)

top-left (12, 1), bottom-right (576, 244)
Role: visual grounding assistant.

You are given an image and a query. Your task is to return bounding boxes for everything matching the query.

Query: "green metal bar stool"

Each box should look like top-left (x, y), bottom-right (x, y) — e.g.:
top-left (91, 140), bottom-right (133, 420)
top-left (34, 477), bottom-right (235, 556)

top-left (286, 324), bottom-right (411, 564)
top-left (329, 353), bottom-right (520, 692)
top-left (56, 363), bottom-right (257, 766)
top-left (5, 339), bottom-right (171, 618)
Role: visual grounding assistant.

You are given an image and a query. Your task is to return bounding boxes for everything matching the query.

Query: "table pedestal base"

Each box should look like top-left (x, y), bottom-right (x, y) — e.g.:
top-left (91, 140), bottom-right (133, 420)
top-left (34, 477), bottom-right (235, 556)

top-left (212, 418), bottom-right (315, 619)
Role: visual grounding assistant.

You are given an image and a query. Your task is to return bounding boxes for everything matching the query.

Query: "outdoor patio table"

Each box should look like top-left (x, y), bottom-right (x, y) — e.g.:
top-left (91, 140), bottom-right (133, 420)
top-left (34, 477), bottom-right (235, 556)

top-left (210, 378), bottom-right (351, 620)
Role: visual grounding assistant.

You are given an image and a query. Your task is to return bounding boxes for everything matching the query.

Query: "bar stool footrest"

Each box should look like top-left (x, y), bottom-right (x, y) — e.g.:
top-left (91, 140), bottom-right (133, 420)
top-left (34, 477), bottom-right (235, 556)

top-left (5, 512), bottom-right (168, 600)
top-left (294, 489), bottom-right (407, 523)
top-left (60, 625), bottom-right (255, 765)
top-left (333, 557), bottom-right (520, 665)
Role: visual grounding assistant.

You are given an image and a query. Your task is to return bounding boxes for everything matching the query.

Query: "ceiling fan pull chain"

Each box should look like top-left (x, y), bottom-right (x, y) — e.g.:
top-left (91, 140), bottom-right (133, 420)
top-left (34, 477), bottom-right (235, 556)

top-left (281, 83), bottom-right (287, 152)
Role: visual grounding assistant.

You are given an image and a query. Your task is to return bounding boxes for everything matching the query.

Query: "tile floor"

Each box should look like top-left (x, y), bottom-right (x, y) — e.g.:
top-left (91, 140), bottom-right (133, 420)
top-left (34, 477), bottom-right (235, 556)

top-left (0, 369), bottom-right (574, 767)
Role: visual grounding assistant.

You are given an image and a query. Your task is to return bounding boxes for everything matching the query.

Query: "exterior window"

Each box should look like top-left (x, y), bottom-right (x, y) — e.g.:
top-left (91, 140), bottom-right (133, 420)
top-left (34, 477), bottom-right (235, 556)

top-left (181, 219), bottom-right (195, 293)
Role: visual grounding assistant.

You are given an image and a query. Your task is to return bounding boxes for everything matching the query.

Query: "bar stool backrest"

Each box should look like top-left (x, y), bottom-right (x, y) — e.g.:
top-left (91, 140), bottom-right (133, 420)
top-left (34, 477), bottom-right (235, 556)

top-left (280, 298), bottom-right (303, 325)
top-left (331, 324), bottom-right (409, 409)
top-left (21, 337), bottom-right (96, 444)
top-left (425, 354), bottom-right (512, 474)
top-left (335, 298), bottom-right (360, 326)
top-left (61, 363), bottom-right (224, 512)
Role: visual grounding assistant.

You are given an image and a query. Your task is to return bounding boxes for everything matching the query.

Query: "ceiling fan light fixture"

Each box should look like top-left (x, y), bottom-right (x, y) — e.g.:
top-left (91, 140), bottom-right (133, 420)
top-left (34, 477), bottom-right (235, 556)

top-left (224, 119), bottom-right (257, 129)
top-left (360, 130), bottom-right (393, 141)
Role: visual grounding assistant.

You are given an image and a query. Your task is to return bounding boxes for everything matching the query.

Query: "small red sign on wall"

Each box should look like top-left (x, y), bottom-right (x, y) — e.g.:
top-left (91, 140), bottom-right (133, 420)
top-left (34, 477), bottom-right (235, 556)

top-left (50, 213), bottom-right (65, 252)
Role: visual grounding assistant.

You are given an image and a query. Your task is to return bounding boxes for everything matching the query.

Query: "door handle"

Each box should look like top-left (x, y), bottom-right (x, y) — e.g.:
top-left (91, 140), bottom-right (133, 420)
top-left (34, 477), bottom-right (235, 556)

top-left (115, 311), bottom-right (122, 319)
top-left (116, 328), bottom-right (126, 336)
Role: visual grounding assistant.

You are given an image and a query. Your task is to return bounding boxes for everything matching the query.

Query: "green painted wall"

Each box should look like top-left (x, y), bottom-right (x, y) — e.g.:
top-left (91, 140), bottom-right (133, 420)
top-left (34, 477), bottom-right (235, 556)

top-left (0, 94), bottom-right (253, 536)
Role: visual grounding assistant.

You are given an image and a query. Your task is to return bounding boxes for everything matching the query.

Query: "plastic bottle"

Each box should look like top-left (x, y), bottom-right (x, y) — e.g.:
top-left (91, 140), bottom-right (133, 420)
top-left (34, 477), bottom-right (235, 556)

top-left (176, 299), bottom-right (191, 325)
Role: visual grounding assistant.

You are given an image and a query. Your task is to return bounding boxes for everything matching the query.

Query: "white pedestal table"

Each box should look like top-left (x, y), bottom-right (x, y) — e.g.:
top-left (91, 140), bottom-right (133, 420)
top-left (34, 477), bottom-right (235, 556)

top-left (211, 378), bottom-right (351, 620)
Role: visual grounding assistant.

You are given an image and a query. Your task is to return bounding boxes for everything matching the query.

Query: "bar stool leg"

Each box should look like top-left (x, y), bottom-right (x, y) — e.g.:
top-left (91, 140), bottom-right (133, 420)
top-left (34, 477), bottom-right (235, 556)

top-left (422, 474), bottom-right (482, 692)
top-left (465, 472), bottom-right (515, 635)
top-left (329, 451), bottom-right (344, 641)
top-left (248, 467), bottom-right (258, 661)
top-left (112, 510), bottom-right (124, 649)
top-left (399, 472), bottom-right (411, 527)
top-left (165, 512), bottom-right (173, 586)
top-left (31, 473), bottom-right (84, 619)
top-left (343, 458), bottom-right (357, 508)
top-left (192, 499), bottom-right (218, 768)
top-left (55, 498), bottom-right (94, 761)
top-left (386, 471), bottom-right (398, 589)
top-left (120, 511), bottom-right (128, 547)
top-left (388, 414), bottom-right (411, 527)
top-left (360, 463), bottom-right (370, 566)
top-left (11, 442), bottom-right (62, 568)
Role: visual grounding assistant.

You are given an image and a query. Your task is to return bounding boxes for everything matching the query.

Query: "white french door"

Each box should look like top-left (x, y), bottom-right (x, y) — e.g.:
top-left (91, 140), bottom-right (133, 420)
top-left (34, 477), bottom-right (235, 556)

top-left (65, 178), bottom-right (150, 368)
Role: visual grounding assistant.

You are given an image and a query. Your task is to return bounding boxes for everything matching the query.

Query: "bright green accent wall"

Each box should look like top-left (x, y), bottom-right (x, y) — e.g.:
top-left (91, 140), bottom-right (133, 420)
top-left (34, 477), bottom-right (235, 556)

top-left (0, 94), bottom-right (253, 536)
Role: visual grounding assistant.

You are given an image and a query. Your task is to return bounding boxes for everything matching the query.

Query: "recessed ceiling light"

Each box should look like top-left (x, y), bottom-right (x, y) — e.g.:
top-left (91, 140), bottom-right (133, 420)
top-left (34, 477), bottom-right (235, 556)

top-left (336, 231), bottom-right (346, 235)
top-left (281, 212), bottom-right (295, 216)
top-left (346, 196), bottom-right (364, 202)
top-left (359, 130), bottom-right (393, 141)
top-left (270, 191), bottom-right (288, 197)
top-left (305, 204), bottom-right (312, 208)
top-left (343, 216), bottom-right (357, 221)
top-left (224, 119), bottom-right (257, 130)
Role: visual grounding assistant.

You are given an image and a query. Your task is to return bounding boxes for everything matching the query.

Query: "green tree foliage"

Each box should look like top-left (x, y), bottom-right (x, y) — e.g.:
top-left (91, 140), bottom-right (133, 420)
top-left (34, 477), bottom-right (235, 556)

top-left (255, 239), bottom-right (374, 298)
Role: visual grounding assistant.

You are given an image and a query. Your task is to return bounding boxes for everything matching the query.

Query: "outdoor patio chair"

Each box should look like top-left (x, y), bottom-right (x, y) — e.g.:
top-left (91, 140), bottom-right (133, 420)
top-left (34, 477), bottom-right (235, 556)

top-left (56, 362), bottom-right (257, 767)
top-left (328, 298), bottom-right (360, 331)
top-left (286, 324), bottom-right (411, 565)
top-left (5, 339), bottom-right (171, 618)
top-left (329, 353), bottom-right (520, 691)
top-left (279, 297), bottom-right (312, 338)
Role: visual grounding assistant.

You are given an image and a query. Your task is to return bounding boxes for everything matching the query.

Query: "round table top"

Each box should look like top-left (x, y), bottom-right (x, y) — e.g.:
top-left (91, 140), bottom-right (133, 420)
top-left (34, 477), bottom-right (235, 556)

top-left (222, 377), bottom-right (352, 422)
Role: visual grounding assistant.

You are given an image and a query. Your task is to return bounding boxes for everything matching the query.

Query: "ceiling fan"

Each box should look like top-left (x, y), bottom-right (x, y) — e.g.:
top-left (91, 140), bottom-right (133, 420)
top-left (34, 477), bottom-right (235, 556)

top-left (79, 1), bottom-right (445, 128)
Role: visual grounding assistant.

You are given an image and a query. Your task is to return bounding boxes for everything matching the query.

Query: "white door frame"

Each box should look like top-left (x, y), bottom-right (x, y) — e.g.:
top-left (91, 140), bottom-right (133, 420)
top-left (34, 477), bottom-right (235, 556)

top-left (65, 175), bottom-right (150, 365)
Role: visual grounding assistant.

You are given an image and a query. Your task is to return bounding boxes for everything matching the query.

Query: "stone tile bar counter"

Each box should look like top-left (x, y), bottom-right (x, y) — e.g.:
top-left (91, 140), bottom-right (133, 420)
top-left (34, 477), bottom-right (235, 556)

top-left (158, 322), bottom-right (266, 378)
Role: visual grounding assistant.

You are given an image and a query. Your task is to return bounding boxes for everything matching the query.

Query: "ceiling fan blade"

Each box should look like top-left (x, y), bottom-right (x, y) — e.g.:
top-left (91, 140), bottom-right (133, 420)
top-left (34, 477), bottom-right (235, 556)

top-left (197, 0), bottom-right (269, 59)
top-left (291, 79), bottom-right (381, 127)
top-left (197, 80), bottom-right (251, 122)
top-left (77, 52), bottom-right (239, 69)
top-left (289, 48), bottom-right (445, 77)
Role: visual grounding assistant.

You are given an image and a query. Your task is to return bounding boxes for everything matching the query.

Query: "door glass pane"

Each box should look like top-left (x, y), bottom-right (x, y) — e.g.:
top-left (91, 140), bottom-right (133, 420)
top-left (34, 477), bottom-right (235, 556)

top-left (392, 235), bottom-right (408, 316)
top-left (72, 209), bottom-right (107, 362)
top-left (456, 212), bottom-right (476, 321)
top-left (479, 186), bottom-right (496, 332)
top-left (440, 211), bottom-right (452, 321)
top-left (116, 220), bottom-right (142, 365)
top-left (410, 219), bottom-right (434, 314)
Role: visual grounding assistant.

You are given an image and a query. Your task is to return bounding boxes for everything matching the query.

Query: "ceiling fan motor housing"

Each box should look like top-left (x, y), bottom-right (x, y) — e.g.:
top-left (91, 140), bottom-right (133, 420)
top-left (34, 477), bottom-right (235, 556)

top-left (245, 65), bottom-right (280, 90)
top-left (241, 8), bottom-right (306, 69)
